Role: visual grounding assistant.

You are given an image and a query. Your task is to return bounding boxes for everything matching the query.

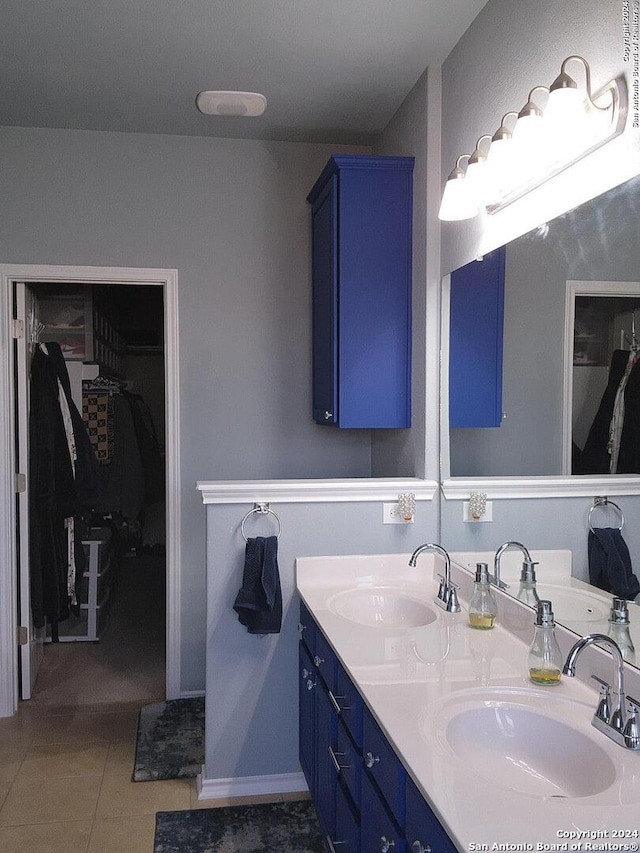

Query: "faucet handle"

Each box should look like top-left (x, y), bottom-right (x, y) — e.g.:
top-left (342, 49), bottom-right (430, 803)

top-left (436, 574), bottom-right (447, 601)
top-left (591, 674), bottom-right (612, 722)
top-left (623, 697), bottom-right (640, 748)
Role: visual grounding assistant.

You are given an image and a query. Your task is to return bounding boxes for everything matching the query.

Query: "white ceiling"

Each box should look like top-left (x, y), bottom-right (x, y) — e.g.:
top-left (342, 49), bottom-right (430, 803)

top-left (0, 0), bottom-right (489, 145)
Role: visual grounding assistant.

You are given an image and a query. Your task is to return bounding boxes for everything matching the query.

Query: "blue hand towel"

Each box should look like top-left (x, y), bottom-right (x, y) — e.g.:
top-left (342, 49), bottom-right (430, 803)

top-left (233, 536), bottom-right (282, 634)
top-left (588, 527), bottom-right (640, 600)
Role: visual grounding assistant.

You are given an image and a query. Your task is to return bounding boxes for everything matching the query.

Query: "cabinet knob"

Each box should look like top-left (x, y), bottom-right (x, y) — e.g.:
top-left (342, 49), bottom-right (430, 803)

top-left (412, 843), bottom-right (432, 853)
top-left (365, 751), bottom-right (380, 768)
top-left (301, 667), bottom-right (311, 679)
top-left (380, 836), bottom-right (396, 852)
top-left (313, 655), bottom-right (325, 667)
top-left (324, 411), bottom-right (333, 420)
top-left (306, 678), bottom-right (315, 691)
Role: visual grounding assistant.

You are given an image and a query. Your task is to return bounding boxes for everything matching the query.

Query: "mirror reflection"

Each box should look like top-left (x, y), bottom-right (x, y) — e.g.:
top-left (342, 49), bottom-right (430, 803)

top-left (448, 174), bottom-right (640, 477)
top-left (443, 176), bottom-right (640, 669)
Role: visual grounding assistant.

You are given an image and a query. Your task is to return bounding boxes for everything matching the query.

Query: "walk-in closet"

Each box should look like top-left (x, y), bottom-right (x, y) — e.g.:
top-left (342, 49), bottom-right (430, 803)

top-left (18, 282), bottom-right (167, 707)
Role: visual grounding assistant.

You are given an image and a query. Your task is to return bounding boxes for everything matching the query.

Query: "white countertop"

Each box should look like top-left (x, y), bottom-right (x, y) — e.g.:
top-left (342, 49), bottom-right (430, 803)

top-left (296, 553), bottom-right (640, 850)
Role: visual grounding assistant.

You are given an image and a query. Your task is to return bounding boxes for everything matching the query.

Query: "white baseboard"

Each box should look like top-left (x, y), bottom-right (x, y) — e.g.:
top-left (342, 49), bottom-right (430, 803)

top-left (196, 768), bottom-right (308, 801)
top-left (179, 690), bottom-right (205, 699)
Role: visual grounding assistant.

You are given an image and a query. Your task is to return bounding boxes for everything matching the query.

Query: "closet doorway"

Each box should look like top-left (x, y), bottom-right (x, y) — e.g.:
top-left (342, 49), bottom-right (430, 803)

top-left (0, 264), bottom-right (181, 718)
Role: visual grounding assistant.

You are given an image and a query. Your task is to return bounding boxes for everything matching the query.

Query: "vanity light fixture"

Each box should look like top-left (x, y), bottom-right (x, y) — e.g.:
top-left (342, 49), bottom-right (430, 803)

top-left (438, 55), bottom-right (628, 221)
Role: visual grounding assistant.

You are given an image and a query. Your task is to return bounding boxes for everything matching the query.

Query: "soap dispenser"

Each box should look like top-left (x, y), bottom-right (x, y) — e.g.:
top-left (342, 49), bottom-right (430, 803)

top-left (516, 560), bottom-right (541, 608)
top-left (468, 562), bottom-right (498, 630)
top-left (528, 600), bottom-right (563, 686)
top-left (608, 597), bottom-right (636, 661)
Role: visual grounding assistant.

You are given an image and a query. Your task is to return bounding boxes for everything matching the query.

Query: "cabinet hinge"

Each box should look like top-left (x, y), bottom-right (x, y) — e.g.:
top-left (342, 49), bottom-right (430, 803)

top-left (12, 318), bottom-right (24, 340)
top-left (17, 626), bottom-right (28, 646)
top-left (15, 472), bottom-right (26, 493)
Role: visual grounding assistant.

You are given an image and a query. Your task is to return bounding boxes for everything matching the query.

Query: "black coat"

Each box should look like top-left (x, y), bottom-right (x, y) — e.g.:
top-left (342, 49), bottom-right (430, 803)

top-left (28, 343), bottom-right (100, 632)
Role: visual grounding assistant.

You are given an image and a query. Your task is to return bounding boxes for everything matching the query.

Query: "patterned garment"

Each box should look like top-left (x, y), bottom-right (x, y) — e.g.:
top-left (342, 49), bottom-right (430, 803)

top-left (82, 392), bottom-right (115, 464)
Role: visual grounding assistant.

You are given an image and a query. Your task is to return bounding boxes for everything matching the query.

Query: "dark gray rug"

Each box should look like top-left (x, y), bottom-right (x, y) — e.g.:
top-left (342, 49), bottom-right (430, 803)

top-left (154, 801), bottom-right (324, 852)
top-left (133, 697), bottom-right (205, 782)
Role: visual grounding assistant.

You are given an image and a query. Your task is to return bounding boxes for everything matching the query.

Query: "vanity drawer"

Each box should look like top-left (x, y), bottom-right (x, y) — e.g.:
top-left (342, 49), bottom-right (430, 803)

top-left (335, 718), bottom-right (361, 805)
top-left (335, 664), bottom-right (363, 747)
top-left (361, 770), bottom-right (406, 853)
top-left (363, 709), bottom-right (406, 827)
top-left (298, 600), bottom-right (316, 656)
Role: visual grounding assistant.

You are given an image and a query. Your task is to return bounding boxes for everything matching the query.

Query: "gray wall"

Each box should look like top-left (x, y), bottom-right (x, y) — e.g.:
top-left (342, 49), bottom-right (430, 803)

top-left (0, 126), bottom-right (373, 692)
top-left (204, 498), bottom-right (438, 782)
top-left (372, 68), bottom-right (429, 479)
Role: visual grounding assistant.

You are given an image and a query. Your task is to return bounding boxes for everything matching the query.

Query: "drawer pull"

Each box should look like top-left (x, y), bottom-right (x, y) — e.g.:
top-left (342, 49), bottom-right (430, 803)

top-left (306, 678), bottom-right (315, 691)
top-left (326, 837), bottom-right (347, 852)
top-left (314, 654), bottom-right (325, 667)
top-left (365, 751), bottom-right (380, 768)
top-left (380, 836), bottom-right (396, 852)
top-left (328, 690), bottom-right (343, 715)
top-left (412, 843), bottom-right (432, 853)
top-left (302, 667), bottom-right (311, 679)
top-left (328, 745), bottom-right (349, 774)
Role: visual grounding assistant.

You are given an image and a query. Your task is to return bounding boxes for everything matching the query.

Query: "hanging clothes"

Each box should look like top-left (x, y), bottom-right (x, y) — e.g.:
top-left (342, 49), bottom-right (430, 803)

top-left (577, 349), bottom-right (640, 474)
top-left (28, 342), bottom-right (100, 638)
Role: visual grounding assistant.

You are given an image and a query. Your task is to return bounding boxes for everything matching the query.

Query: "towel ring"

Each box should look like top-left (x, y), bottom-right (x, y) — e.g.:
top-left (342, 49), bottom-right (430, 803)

top-left (241, 503), bottom-right (282, 542)
top-left (588, 497), bottom-right (624, 532)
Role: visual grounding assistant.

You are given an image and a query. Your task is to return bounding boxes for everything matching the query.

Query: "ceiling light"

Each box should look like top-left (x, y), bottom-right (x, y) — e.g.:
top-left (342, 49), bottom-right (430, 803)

top-left (195, 91), bottom-right (267, 117)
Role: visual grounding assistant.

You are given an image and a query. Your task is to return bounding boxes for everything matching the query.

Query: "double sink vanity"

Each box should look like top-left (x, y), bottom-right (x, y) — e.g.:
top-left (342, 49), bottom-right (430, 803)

top-left (296, 550), bottom-right (640, 851)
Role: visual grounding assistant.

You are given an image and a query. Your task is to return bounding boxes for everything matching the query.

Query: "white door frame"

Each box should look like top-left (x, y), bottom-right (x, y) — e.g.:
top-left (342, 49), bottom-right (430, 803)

top-left (0, 263), bottom-right (181, 717)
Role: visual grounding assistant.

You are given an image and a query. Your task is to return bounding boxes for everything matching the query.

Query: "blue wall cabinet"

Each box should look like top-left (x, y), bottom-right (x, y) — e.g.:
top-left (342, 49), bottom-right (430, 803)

top-left (449, 246), bottom-right (505, 428)
top-left (307, 155), bottom-right (414, 428)
top-left (298, 601), bottom-right (456, 852)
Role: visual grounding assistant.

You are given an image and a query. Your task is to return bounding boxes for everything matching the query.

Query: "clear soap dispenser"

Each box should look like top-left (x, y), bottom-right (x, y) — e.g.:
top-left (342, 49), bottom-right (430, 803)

top-left (608, 597), bottom-right (636, 661)
top-left (468, 562), bottom-right (498, 630)
top-left (516, 560), bottom-right (541, 608)
top-left (528, 600), bottom-right (563, 686)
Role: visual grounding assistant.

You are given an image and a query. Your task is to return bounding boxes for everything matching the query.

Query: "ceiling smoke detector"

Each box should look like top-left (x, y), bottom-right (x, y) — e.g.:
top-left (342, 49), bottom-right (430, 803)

top-left (195, 90), bottom-right (267, 117)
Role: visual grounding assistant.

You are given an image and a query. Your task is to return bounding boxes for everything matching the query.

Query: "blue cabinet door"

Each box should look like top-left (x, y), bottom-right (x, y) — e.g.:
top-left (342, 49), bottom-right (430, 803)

top-left (298, 642), bottom-right (316, 795)
top-left (308, 155), bottom-right (414, 428)
top-left (449, 246), bottom-right (505, 428)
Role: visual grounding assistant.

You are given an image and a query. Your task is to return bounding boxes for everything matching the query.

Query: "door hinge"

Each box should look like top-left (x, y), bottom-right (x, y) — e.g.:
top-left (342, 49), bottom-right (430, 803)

top-left (12, 318), bottom-right (24, 339)
top-left (15, 472), bottom-right (26, 493)
top-left (17, 626), bottom-right (28, 646)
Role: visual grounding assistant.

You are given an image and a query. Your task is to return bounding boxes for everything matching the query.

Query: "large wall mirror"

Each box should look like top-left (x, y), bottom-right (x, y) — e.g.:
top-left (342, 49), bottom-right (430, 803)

top-left (445, 174), bottom-right (640, 478)
top-left (440, 173), bottom-right (640, 665)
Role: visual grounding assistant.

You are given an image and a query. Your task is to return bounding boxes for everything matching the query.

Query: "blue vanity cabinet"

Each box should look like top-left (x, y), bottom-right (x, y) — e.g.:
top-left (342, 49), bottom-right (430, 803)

top-left (449, 246), bottom-right (506, 428)
top-left (307, 155), bottom-right (414, 428)
top-left (298, 601), bottom-right (458, 852)
top-left (405, 776), bottom-right (458, 853)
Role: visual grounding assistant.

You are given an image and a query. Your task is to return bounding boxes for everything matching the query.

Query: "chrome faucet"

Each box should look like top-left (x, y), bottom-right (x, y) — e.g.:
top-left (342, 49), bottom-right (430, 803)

top-left (492, 541), bottom-right (531, 590)
top-left (563, 633), bottom-right (640, 750)
top-left (409, 543), bottom-right (461, 613)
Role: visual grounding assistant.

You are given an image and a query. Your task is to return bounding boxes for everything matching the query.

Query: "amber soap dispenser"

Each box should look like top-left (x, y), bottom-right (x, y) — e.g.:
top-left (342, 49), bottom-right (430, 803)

top-left (468, 562), bottom-right (498, 630)
top-left (528, 600), bottom-right (563, 685)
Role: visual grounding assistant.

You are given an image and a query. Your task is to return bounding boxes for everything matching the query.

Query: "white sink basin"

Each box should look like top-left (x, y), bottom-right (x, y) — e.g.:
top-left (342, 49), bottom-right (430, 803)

top-left (328, 587), bottom-right (437, 629)
top-left (436, 691), bottom-right (617, 800)
top-left (537, 585), bottom-right (611, 623)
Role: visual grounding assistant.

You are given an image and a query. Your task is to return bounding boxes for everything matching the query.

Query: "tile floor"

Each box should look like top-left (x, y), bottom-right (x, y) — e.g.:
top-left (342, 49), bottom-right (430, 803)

top-left (0, 698), bottom-right (302, 853)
